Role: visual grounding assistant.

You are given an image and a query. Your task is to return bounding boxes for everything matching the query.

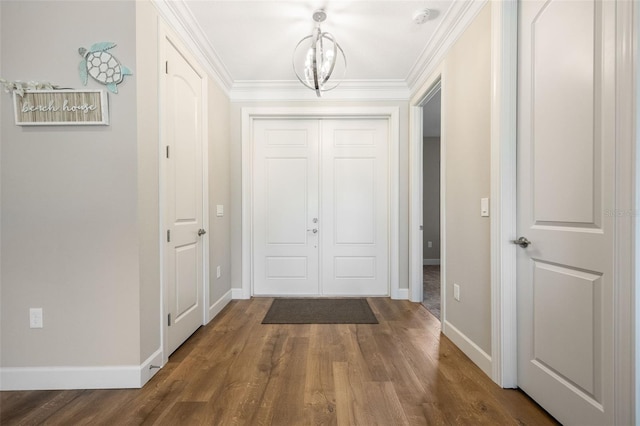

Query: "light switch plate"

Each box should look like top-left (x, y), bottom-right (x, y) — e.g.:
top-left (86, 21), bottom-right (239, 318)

top-left (216, 205), bottom-right (224, 217)
top-left (29, 308), bottom-right (43, 328)
top-left (480, 198), bottom-right (489, 217)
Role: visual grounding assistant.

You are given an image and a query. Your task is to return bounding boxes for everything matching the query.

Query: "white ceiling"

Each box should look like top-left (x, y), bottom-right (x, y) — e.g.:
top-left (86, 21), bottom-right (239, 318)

top-left (180, 1), bottom-right (456, 84)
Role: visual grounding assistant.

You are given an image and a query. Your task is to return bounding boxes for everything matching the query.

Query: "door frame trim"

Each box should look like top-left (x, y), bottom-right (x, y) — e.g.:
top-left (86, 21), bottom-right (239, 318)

top-left (615, 1), bottom-right (638, 423)
top-left (241, 107), bottom-right (400, 299)
top-left (488, 0), bottom-right (518, 389)
top-left (409, 74), bottom-right (445, 323)
top-left (409, 79), bottom-right (441, 306)
top-left (159, 24), bottom-right (210, 365)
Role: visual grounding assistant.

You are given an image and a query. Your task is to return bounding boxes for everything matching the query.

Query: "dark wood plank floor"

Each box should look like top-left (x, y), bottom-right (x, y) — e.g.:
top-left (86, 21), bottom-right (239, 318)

top-left (0, 298), bottom-right (558, 425)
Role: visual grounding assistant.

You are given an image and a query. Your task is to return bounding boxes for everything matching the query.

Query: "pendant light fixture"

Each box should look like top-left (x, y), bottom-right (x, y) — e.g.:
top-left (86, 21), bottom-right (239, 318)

top-left (293, 9), bottom-right (346, 97)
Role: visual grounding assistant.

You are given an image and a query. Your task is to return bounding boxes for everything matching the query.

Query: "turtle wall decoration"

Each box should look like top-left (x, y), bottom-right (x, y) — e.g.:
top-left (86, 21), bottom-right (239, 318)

top-left (78, 42), bottom-right (132, 93)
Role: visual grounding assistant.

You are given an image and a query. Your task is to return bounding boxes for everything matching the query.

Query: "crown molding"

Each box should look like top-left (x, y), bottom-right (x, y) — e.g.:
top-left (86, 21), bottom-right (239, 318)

top-left (406, 0), bottom-right (488, 96)
top-left (151, 0), bottom-right (486, 102)
top-left (230, 80), bottom-right (410, 102)
top-left (152, 0), bottom-right (234, 94)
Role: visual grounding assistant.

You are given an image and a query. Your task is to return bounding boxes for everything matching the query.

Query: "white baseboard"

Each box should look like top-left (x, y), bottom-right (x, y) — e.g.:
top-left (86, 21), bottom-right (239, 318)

top-left (423, 259), bottom-right (441, 265)
top-left (139, 348), bottom-right (163, 387)
top-left (392, 288), bottom-right (410, 300)
top-left (0, 348), bottom-right (164, 391)
top-left (208, 289), bottom-right (232, 321)
top-left (232, 287), bottom-right (250, 299)
top-left (443, 320), bottom-right (492, 377)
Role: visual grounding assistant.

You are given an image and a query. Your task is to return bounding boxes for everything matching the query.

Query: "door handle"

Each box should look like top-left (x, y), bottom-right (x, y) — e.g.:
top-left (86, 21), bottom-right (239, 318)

top-left (307, 228), bottom-right (318, 234)
top-left (198, 229), bottom-right (207, 236)
top-left (512, 236), bottom-right (531, 248)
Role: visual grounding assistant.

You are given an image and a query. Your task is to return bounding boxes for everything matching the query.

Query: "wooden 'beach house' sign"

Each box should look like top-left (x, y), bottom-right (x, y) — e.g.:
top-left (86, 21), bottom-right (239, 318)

top-left (13, 90), bottom-right (109, 126)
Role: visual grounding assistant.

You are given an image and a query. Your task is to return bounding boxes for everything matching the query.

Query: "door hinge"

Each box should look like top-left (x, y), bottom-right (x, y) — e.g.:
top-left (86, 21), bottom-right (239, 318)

top-left (166, 145), bottom-right (170, 158)
top-left (165, 61), bottom-right (168, 74)
top-left (168, 313), bottom-right (172, 326)
top-left (167, 230), bottom-right (171, 242)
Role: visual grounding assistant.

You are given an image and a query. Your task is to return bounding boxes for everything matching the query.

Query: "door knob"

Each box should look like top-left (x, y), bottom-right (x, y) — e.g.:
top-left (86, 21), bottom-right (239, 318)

top-left (307, 228), bottom-right (318, 233)
top-left (512, 236), bottom-right (531, 248)
top-left (198, 229), bottom-right (207, 236)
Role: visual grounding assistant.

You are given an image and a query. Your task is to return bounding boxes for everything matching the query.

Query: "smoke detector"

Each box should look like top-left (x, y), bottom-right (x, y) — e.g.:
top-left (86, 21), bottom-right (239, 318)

top-left (312, 9), bottom-right (327, 23)
top-left (413, 9), bottom-right (431, 25)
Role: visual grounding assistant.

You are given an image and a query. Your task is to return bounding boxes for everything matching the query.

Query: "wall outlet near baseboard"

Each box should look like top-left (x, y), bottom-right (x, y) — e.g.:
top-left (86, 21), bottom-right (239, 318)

top-left (29, 308), bottom-right (43, 328)
top-left (453, 284), bottom-right (460, 302)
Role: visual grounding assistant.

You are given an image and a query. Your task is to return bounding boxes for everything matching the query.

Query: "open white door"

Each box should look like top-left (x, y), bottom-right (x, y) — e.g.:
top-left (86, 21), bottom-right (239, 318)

top-left (164, 37), bottom-right (205, 355)
top-left (516, 0), bottom-right (616, 423)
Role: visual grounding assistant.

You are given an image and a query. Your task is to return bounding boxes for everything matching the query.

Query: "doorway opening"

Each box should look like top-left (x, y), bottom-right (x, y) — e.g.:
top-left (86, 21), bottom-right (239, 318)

top-left (241, 107), bottom-right (401, 300)
top-left (421, 87), bottom-right (441, 320)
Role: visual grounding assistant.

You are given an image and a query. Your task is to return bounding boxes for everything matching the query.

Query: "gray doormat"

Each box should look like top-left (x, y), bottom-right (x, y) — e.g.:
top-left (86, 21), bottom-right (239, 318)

top-left (262, 298), bottom-right (378, 324)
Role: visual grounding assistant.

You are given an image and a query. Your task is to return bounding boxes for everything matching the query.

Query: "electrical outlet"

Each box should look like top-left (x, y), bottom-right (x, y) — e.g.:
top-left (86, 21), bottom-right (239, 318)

top-left (428, 241), bottom-right (433, 248)
top-left (216, 266), bottom-right (221, 279)
top-left (29, 308), bottom-right (43, 328)
top-left (453, 284), bottom-right (460, 302)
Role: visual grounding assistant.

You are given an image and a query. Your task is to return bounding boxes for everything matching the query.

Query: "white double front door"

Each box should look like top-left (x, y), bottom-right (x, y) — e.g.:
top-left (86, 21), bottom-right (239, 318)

top-left (253, 118), bottom-right (389, 296)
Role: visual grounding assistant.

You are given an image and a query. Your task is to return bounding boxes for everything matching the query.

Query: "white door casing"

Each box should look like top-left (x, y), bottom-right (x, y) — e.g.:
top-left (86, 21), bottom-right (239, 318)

top-left (517, 0), bottom-right (616, 423)
top-left (163, 35), bottom-right (206, 356)
top-left (242, 107), bottom-right (400, 299)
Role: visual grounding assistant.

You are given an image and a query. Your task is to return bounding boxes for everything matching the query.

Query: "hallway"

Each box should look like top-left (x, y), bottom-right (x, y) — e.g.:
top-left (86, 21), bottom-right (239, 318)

top-left (1, 298), bottom-right (556, 425)
top-left (422, 265), bottom-right (441, 320)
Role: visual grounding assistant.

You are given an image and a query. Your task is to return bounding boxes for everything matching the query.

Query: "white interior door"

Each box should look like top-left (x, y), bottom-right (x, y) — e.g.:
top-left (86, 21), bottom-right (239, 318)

top-left (252, 118), bottom-right (389, 296)
top-left (253, 120), bottom-right (320, 296)
top-left (164, 38), bottom-right (205, 355)
top-left (321, 119), bottom-right (389, 296)
top-left (516, 1), bottom-right (615, 424)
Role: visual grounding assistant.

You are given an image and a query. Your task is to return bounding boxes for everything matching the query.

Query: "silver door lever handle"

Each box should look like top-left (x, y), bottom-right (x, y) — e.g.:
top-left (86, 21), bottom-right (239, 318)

top-left (198, 229), bottom-right (207, 236)
top-left (512, 236), bottom-right (531, 248)
top-left (307, 228), bottom-right (318, 233)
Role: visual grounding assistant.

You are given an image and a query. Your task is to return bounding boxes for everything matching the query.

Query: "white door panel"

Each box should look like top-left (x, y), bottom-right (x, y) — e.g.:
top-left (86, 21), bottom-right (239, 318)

top-left (165, 39), bottom-right (204, 355)
top-left (321, 120), bottom-right (389, 296)
top-left (175, 244), bottom-right (199, 319)
top-left (253, 120), bottom-right (320, 295)
top-left (517, 0), bottom-right (614, 423)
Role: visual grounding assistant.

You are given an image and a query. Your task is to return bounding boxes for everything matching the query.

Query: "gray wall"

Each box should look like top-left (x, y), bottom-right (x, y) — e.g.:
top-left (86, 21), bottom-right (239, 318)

top-left (136, 0), bottom-right (161, 363)
top-left (208, 80), bottom-right (232, 305)
top-left (1, 0), bottom-right (141, 366)
top-left (443, 4), bottom-right (492, 354)
top-left (229, 100), bottom-right (410, 292)
top-left (422, 137), bottom-right (441, 261)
